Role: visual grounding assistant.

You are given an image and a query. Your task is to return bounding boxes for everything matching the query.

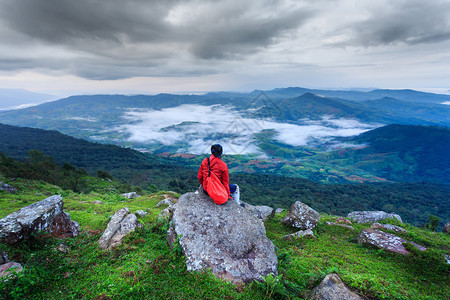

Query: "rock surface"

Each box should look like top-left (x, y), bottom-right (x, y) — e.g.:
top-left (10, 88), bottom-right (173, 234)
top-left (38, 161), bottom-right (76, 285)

top-left (0, 182), bottom-right (16, 194)
top-left (310, 273), bottom-right (364, 300)
top-left (0, 195), bottom-right (79, 245)
top-left (445, 254), bottom-right (450, 264)
top-left (167, 188), bottom-right (278, 284)
top-left (0, 252), bottom-right (9, 265)
top-left (245, 203), bottom-right (274, 221)
top-left (156, 199), bottom-right (174, 207)
top-left (135, 210), bottom-right (148, 217)
top-left (325, 222), bottom-right (355, 231)
top-left (282, 229), bottom-right (315, 240)
top-left (357, 228), bottom-right (426, 255)
top-left (371, 223), bottom-right (406, 233)
top-left (98, 208), bottom-right (143, 250)
top-left (336, 217), bottom-right (352, 225)
top-left (121, 192), bottom-right (140, 199)
top-left (443, 222), bottom-right (450, 234)
top-left (158, 206), bottom-right (174, 220)
top-left (281, 201), bottom-right (320, 230)
top-left (0, 262), bottom-right (23, 279)
top-left (274, 208), bottom-right (284, 215)
top-left (348, 211), bottom-right (402, 224)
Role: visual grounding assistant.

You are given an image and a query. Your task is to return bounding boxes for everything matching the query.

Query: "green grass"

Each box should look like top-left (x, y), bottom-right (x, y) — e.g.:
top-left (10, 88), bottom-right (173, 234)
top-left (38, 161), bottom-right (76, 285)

top-left (0, 175), bottom-right (449, 299)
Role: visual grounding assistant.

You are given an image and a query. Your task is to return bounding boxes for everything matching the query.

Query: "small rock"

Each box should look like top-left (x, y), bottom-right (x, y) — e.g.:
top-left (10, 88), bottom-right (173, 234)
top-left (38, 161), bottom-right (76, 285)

top-left (135, 210), bottom-right (148, 217)
top-left (445, 254), bottom-right (450, 264)
top-left (282, 229), bottom-right (315, 240)
top-left (158, 206), bottom-right (174, 220)
top-left (371, 223), bottom-right (406, 233)
top-left (0, 252), bottom-right (9, 265)
top-left (281, 201), bottom-right (320, 230)
top-left (57, 244), bottom-right (70, 254)
top-left (98, 208), bottom-right (143, 250)
top-left (348, 211), bottom-right (402, 224)
top-left (275, 208), bottom-right (284, 215)
top-left (156, 199), bottom-right (174, 207)
top-left (121, 192), bottom-right (140, 199)
top-left (0, 262), bottom-right (23, 280)
top-left (443, 222), bottom-right (450, 234)
top-left (336, 217), bottom-right (352, 225)
top-left (325, 222), bottom-right (355, 231)
top-left (310, 273), bottom-right (364, 300)
top-left (357, 228), bottom-right (426, 255)
top-left (0, 182), bottom-right (16, 194)
top-left (93, 200), bottom-right (103, 205)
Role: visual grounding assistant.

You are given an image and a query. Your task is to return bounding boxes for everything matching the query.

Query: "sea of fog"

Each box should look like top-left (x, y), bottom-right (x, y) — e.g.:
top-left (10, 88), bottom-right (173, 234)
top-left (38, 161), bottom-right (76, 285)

top-left (117, 104), bottom-right (378, 155)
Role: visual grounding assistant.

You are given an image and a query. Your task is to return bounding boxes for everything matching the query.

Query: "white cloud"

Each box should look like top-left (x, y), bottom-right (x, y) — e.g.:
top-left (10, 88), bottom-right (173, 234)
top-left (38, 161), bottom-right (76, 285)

top-left (119, 104), bottom-right (377, 154)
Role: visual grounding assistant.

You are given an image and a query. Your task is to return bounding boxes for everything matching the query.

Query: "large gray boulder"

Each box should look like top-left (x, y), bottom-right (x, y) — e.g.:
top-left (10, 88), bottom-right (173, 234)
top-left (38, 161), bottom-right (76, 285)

top-left (357, 228), bottom-right (426, 255)
top-left (310, 273), bottom-right (364, 300)
top-left (348, 211), bottom-right (402, 224)
top-left (98, 208), bottom-right (143, 250)
top-left (167, 189), bottom-right (278, 284)
top-left (0, 195), bottom-right (79, 245)
top-left (281, 201), bottom-right (320, 230)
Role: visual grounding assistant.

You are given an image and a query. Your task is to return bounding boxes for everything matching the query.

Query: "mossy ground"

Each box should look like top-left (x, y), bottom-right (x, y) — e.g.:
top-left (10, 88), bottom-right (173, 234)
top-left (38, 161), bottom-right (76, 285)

top-left (0, 175), bottom-right (449, 299)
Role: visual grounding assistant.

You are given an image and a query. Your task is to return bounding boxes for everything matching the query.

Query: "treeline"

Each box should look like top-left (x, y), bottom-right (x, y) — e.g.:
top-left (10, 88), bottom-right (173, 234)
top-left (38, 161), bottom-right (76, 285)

top-left (0, 151), bottom-right (135, 194)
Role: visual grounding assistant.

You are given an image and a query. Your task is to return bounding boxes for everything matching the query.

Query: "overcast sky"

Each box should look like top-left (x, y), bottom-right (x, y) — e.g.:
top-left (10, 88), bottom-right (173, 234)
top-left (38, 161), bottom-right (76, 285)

top-left (0, 0), bottom-right (449, 98)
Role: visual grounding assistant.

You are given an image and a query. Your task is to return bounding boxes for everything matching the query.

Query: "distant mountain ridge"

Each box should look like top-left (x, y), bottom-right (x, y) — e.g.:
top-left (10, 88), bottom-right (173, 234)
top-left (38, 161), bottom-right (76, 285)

top-left (0, 88), bottom-right (54, 110)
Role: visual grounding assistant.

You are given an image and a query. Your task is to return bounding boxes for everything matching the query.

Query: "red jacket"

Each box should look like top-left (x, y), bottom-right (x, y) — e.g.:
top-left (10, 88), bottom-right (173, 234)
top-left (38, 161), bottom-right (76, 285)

top-left (198, 155), bottom-right (231, 198)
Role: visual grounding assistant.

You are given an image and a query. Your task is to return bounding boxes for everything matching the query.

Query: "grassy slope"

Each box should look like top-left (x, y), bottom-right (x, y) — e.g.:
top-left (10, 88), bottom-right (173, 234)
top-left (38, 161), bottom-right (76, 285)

top-left (0, 175), bottom-right (448, 299)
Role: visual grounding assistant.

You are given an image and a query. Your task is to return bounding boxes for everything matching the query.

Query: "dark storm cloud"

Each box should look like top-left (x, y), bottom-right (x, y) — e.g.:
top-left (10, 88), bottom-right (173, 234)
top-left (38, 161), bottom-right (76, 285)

top-left (345, 0), bottom-right (450, 46)
top-left (0, 0), bottom-right (314, 79)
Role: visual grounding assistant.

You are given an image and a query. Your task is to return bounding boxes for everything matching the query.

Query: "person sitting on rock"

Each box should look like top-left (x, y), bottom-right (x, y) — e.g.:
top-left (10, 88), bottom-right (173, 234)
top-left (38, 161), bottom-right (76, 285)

top-left (197, 144), bottom-right (242, 206)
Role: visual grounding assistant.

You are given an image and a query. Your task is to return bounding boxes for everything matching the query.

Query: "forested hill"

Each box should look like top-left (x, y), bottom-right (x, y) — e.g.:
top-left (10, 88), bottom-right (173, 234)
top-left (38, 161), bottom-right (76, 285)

top-left (0, 123), bottom-right (195, 188)
top-left (348, 124), bottom-right (450, 183)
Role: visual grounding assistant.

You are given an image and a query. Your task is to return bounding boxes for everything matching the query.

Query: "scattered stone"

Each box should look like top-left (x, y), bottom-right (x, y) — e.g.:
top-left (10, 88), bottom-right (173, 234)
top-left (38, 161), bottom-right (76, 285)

top-left (167, 188), bottom-right (278, 284)
top-left (93, 200), bottom-right (103, 205)
top-left (325, 222), bottom-right (355, 231)
top-left (443, 222), bottom-right (450, 234)
top-left (0, 262), bottom-right (23, 280)
top-left (244, 203), bottom-right (274, 221)
top-left (0, 182), bottom-right (16, 194)
top-left (156, 199), bottom-right (174, 207)
top-left (0, 252), bottom-right (9, 265)
top-left (98, 208), bottom-right (143, 250)
top-left (121, 192), bottom-right (140, 199)
top-left (282, 229), bottom-right (315, 240)
top-left (57, 243), bottom-right (70, 254)
top-left (135, 210), bottom-right (148, 217)
top-left (445, 254), bottom-right (450, 265)
top-left (371, 223), bottom-right (406, 233)
top-left (158, 206), bottom-right (174, 220)
top-left (336, 217), bottom-right (352, 225)
top-left (310, 273), bottom-right (364, 300)
top-left (275, 208), bottom-right (284, 215)
top-left (0, 195), bottom-right (80, 245)
top-left (281, 201), bottom-right (320, 230)
top-left (357, 228), bottom-right (426, 255)
top-left (348, 211), bottom-right (402, 224)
